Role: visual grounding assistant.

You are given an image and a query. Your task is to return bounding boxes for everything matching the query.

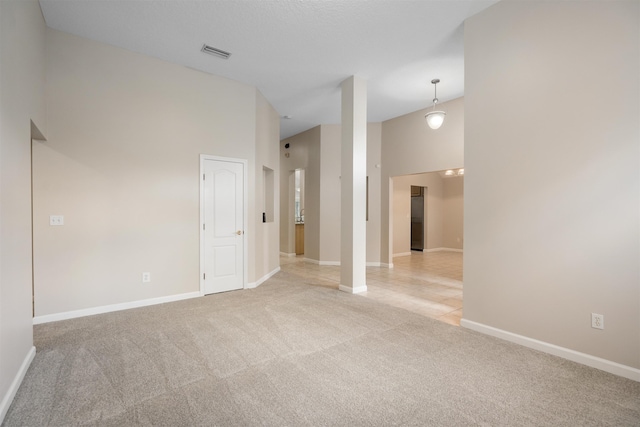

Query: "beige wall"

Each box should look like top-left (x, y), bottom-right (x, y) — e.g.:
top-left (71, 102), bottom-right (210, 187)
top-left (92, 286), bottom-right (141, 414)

top-left (303, 128), bottom-right (323, 261)
top-left (254, 91), bottom-right (281, 282)
top-left (280, 98), bottom-right (464, 265)
top-left (281, 124), bottom-right (382, 264)
top-left (443, 176), bottom-right (464, 250)
top-left (319, 125), bottom-right (342, 262)
top-left (317, 124), bottom-right (382, 264)
top-left (0, 0), bottom-right (47, 419)
top-left (366, 123), bottom-right (382, 265)
top-left (391, 181), bottom-right (411, 256)
top-left (381, 97), bottom-right (464, 264)
top-left (279, 99), bottom-right (467, 265)
top-left (33, 29), bottom-right (279, 317)
top-left (464, 1), bottom-right (639, 369)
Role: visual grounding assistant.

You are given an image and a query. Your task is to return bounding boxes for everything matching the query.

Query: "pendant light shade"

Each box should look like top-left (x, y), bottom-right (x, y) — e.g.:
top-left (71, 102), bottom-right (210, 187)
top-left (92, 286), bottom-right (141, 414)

top-left (425, 111), bottom-right (446, 129)
top-left (425, 79), bottom-right (446, 130)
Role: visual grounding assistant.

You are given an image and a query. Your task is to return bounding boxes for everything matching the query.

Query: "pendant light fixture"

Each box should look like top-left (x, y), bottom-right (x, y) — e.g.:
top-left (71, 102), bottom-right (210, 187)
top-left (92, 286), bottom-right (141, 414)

top-left (425, 79), bottom-right (446, 130)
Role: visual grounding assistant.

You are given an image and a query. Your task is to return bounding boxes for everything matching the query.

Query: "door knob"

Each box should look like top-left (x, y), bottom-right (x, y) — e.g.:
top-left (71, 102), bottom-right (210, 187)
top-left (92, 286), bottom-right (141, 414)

top-left (236, 230), bottom-right (242, 235)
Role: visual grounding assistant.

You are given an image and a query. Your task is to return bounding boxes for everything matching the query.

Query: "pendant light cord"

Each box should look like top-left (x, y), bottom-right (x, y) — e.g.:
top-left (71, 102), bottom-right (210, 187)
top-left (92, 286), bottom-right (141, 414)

top-left (432, 80), bottom-right (439, 110)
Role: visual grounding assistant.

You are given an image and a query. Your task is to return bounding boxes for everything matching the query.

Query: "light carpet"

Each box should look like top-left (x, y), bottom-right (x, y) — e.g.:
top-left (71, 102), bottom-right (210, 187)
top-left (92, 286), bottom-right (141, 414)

top-left (3, 270), bottom-right (640, 426)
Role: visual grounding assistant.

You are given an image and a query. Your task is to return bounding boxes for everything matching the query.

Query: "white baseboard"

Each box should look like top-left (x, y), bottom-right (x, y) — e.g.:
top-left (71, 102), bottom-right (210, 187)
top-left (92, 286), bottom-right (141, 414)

top-left (246, 266), bottom-right (280, 289)
top-left (322, 261), bottom-right (382, 267)
top-left (300, 259), bottom-right (381, 267)
top-left (279, 252), bottom-right (296, 257)
top-left (460, 319), bottom-right (640, 382)
top-left (396, 249), bottom-right (461, 255)
top-left (381, 262), bottom-right (394, 268)
top-left (33, 291), bottom-right (201, 325)
top-left (426, 247), bottom-right (463, 253)
top-left (339, 284), bottom-right (368, 294)
top-left (0, 346), bottom-right (36, 424)
top-left (34, 267), bottom-right (285, 324)
top-left (393, 252), bottom-right (412, 258)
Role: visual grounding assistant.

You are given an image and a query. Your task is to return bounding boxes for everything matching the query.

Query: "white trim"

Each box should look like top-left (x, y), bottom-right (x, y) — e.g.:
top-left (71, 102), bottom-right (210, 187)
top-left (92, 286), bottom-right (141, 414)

top-left (339, 284), bottom-right (368, 294)
top-left (33, 292), bottom-right (201, 325)
top-left (381, 262), bottom-right (394, 268)
top-left (242, 159), bottom-right (249, 294)
top-left (200, 155), bottom-right (249, 296)
top-left (246, 267), bottom-right (280, 289)
top-left (393, 252), bottom-right (412, 258)
top-left (300, 259), bottom-right (382, 267)
top-left (0, 346), bottom-right (35, 424)
top-left (200, 156), bottom-right (205, 295)
top-left (460, 319), bottom-right (640, 382)
top-left (426, 247), bottom-right (463, 253)
top-left (279, 252), bottom-right (296, 257)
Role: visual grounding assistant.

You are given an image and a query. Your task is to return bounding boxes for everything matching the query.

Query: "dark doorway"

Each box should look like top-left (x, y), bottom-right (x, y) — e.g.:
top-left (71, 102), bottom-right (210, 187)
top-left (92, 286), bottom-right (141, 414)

top-left (411, 186), bottom-right (425, 251)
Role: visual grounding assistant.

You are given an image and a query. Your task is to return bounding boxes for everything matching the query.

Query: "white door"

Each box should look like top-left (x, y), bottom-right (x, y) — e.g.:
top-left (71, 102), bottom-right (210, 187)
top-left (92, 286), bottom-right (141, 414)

top-left (203, 158), bottom-right (245, 294)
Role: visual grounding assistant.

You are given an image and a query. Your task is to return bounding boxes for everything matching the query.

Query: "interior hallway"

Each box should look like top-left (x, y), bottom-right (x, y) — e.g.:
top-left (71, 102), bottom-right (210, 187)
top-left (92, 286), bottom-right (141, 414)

top-left (280, 251), bottom-right (463, 326)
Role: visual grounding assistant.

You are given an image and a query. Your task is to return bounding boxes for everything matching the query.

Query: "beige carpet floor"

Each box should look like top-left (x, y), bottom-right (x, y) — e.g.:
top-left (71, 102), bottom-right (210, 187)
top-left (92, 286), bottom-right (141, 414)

top-left (3, 269), bottom-right (640, 426)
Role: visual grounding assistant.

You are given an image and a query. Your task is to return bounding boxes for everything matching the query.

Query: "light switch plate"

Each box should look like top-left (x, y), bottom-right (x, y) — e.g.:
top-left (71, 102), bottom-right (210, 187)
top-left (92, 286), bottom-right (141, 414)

top-left (49, 215), bottom-right (64, 226)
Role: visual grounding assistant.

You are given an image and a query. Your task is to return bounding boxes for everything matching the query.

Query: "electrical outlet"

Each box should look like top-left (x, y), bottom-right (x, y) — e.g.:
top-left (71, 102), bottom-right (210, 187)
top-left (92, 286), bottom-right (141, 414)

top-left (142, 272), bottom-right (151, 283)
top-left (49, 215), bottom-right (64, 226)
top-left (591, 313), bottom-right (604, 330)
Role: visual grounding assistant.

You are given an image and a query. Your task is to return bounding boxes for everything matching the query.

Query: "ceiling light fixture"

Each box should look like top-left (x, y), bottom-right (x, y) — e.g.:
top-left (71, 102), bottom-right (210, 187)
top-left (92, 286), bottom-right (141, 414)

top-left (443, 168), bottom-right (464, 177)
top-left (201, 44), bottom-right (232, 60)
top-left (425, 79), bottom-right (446, 130)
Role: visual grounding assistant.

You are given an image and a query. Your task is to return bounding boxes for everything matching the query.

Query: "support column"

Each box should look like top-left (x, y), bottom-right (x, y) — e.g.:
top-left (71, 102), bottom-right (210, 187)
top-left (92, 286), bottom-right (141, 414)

top-left (340, 76), bottom-right (367, 294)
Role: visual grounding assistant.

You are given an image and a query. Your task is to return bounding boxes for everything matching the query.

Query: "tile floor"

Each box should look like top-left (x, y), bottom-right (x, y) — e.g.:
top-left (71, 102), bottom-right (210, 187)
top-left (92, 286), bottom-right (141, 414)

top-left (280, 250), bottom-right (463, 326)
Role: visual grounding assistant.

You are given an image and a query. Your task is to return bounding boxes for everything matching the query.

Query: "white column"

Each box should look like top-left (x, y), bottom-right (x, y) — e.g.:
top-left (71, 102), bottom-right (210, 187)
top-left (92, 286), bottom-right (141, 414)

top-left (340, 76), bottom-right (367, 294)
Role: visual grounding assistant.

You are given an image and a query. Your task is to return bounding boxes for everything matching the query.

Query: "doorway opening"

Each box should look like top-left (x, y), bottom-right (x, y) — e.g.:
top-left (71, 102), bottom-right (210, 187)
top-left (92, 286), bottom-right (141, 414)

top-left (294, 168), bottom-right (305, 255)
top-left (410, 186), bottom-right (426, 251)
top-left (31, 120), bottom-right (46, 317)
top-left (388, 169), bottom-right (464, 325)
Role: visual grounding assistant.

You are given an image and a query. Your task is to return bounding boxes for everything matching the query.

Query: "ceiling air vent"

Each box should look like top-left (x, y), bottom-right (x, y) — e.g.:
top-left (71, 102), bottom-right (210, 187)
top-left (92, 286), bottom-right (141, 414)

top-left (201, 44), bottom-right (231, 60)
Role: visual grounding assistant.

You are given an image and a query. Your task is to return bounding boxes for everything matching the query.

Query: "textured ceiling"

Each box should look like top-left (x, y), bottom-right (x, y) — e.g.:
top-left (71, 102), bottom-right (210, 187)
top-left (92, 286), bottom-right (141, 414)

top-left (39, 0), bottom-right (497, 139)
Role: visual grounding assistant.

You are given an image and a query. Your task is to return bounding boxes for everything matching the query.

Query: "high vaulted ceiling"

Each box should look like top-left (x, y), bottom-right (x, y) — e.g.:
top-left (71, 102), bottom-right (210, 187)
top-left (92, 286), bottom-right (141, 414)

top-left (39, 0), bottom-right (497, 139)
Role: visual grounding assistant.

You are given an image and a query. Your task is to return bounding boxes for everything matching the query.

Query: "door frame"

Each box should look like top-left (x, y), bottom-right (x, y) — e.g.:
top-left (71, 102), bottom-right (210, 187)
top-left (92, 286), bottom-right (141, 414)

top-left (199, 154), bottom-right (248, 296)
